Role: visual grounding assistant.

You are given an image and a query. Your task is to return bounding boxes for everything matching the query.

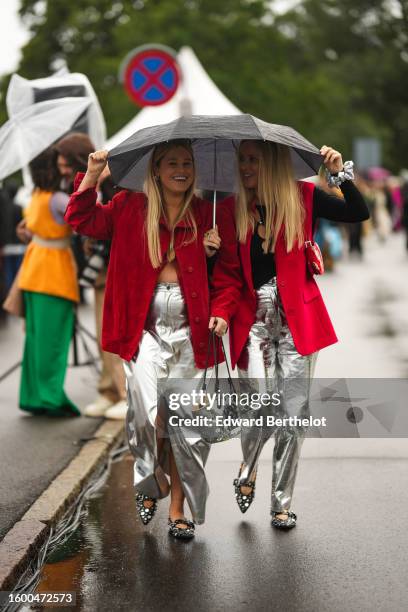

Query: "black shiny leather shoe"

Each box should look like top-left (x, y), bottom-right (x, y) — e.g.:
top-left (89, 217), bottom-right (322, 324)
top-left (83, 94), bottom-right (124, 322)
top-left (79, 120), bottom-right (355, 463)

top-left (233, 470), bottom-right (256, 514)
top-left (135, 493), bottom-right (157, 525)
top-left (271, 510), bottom-right (297, 529)
top-left (168, 518), bottom-right (195, 540)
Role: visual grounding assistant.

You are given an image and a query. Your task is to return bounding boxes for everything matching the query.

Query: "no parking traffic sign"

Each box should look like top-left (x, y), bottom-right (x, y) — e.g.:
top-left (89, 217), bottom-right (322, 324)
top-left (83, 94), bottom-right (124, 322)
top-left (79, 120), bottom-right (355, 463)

top-left (120, 44), bottom-right (181, 107)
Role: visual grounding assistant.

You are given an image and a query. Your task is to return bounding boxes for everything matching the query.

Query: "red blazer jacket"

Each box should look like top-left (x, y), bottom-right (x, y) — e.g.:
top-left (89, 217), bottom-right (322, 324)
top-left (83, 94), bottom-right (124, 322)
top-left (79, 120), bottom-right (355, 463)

top-left (218, 181), bottom-right (338, 370)
top-left (64, 174), bottom-right (242, 368)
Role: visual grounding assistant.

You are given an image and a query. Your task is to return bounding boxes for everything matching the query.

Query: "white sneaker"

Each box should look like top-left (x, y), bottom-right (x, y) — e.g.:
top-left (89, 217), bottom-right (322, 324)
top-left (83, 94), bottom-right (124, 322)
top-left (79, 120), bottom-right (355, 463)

top-left (104, 399), bottom-right (128, 420)
top-left (84, 394), bottom-right (114, 417)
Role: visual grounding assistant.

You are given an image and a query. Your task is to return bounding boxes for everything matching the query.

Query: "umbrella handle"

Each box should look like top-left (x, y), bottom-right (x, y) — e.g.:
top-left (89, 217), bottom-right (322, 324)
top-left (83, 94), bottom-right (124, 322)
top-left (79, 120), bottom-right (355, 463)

top-left (212, 138), bottom-right (217, 228)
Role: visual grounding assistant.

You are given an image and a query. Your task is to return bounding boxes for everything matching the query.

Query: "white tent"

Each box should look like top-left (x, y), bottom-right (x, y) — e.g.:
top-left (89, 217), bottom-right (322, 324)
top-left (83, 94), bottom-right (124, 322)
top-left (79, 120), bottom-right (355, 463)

top-left (106, 46), bottom-right (241, 149)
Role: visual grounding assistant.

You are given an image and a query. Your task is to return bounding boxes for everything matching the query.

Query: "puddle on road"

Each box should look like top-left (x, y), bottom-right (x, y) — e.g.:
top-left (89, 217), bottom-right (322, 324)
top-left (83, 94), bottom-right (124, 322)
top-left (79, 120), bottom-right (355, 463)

top-left (26, 454), bottom-right (251, 612)
top-left (29, 454), bottom-right (139, 610)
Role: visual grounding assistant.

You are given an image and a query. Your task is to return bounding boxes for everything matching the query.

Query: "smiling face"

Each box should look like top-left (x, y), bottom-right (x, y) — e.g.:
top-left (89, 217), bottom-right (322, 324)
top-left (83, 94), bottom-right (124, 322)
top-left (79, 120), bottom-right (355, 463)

top-left (238, 141), bottom-right (261, 191)
top-left (155, 146), bottom-right (195, 198)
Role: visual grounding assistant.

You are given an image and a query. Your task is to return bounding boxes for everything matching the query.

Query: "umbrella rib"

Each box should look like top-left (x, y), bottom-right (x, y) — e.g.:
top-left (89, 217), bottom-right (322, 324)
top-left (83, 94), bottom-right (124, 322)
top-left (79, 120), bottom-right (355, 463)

top-left (251, 115), bottom-right (268, 141)
top-left (213, 138), bottom-right (217, 227)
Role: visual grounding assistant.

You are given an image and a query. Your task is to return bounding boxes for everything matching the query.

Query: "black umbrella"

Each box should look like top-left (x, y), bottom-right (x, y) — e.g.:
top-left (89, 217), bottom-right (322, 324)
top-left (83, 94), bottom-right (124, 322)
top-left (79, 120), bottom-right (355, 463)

top-left (108, 114), bottom-right (324, 223)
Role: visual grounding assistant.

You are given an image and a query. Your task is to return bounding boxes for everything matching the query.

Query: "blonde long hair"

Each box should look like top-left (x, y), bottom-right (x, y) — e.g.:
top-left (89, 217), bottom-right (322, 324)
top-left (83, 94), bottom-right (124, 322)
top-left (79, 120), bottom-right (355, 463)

top-left (236, 141), bottom-right (304, 252)
top-left (143, 140), bottom-right (197, 268)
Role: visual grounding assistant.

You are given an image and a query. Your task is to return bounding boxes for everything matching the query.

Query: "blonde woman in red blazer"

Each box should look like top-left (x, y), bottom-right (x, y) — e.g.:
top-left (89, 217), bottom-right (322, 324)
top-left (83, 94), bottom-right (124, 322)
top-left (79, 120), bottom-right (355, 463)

top-left (221, 141), bottom-right (369, 529)
top-left (65, 140), bottom-right (241, 540)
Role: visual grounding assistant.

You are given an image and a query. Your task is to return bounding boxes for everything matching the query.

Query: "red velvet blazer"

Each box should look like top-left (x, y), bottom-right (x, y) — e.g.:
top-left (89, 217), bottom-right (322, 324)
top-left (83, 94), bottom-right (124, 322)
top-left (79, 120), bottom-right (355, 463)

top-left (64, 174), bottom-right (242, 368)
top-left (217, 181), bottom-right (338, 370)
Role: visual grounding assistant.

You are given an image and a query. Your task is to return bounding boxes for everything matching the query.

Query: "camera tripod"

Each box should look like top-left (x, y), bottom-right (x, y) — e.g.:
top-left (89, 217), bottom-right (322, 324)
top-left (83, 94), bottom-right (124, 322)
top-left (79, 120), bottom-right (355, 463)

top-left (70, 314), bottom-right (100, 373)
top-left (0, 314), bottom-right (100, 384)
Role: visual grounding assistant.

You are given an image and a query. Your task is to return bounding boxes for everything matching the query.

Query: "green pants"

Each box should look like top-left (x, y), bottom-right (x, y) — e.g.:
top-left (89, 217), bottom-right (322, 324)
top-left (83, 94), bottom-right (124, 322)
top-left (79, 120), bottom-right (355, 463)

top-left (19, 291), bottom-right (80, 416)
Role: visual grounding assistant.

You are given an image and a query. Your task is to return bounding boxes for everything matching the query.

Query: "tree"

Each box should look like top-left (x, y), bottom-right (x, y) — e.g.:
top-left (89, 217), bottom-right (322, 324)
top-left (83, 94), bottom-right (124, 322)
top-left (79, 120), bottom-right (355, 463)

top-left (5, 0), bottom-right (280, 136)
top-left (273, 0), bottom-right (408, 169)
top-left (1, 0), bottom-right (407, 171)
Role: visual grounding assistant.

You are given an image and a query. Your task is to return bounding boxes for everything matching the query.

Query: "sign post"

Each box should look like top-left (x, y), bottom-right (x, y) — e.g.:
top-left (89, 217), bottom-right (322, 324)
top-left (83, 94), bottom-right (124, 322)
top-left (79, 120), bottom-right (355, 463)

top-left (119, 44), bottom-right (181, 107)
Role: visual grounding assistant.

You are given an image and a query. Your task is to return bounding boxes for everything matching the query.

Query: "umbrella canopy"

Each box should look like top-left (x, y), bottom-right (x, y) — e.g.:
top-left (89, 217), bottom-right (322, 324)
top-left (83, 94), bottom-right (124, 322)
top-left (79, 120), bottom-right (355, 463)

top-left (0, 97), bottom-right (92, 181)
top-left (108, 114), bottom-right (324, 193)
top-left (6, 70), bottom-right (106, 149)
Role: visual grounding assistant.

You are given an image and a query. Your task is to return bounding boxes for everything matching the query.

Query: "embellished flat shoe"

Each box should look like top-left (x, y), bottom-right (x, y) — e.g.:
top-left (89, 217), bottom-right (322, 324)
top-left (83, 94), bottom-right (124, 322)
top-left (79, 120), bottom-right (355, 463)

top-left (233, 477), bottom-right (256, 513)
top-left (233, 465), bottom-right (257, 513)
top-left (168, 518), bottom-right (195, 540)
top-left (135, 493), bottom-right (157, 525)
top-left (271, 510), bottom-right (297, 529)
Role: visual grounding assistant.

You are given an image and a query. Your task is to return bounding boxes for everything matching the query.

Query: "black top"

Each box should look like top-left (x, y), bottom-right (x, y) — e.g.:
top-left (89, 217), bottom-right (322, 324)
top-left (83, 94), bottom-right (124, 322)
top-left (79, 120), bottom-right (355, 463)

top-left (251, 180), bottom-right (369, 289)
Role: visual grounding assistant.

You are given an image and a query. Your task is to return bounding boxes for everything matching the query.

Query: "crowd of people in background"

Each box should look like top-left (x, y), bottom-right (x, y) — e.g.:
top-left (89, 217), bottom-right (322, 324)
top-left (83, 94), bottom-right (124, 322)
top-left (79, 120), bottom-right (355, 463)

top-left (311, 168), bottom-right (408, 269)
top-left (1, 150), bottom-right (408, 419)
top-left (0, 132), bottom-right (126, 419)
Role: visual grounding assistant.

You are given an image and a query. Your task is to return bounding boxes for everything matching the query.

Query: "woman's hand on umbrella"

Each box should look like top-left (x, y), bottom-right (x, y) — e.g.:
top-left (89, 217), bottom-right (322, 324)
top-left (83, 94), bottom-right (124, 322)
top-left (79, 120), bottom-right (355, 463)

top-left (320, 146), bottom-right (343, 173)
top-left (78, 150), bottom-right (109, 191)
top-left (87, 150), bottom-right (109, 178)
top-left (204, 225), bottom-right (221, 257)
top-left (209, 315), bottom-right (228, 336)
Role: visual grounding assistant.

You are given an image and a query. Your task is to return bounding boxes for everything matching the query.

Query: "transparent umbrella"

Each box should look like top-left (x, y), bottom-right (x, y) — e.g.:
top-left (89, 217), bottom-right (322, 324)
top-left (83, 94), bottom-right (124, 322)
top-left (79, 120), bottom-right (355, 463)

top-left (6, 70), bottom-right (106, 149)
top-left (0, 96), bottom-right (92, 181)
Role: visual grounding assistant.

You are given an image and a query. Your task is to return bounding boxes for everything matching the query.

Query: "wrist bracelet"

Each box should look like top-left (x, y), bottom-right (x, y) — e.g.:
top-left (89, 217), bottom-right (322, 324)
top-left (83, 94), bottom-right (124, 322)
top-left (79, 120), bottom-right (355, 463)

top-left (326, 160), bottom-right (354, 187)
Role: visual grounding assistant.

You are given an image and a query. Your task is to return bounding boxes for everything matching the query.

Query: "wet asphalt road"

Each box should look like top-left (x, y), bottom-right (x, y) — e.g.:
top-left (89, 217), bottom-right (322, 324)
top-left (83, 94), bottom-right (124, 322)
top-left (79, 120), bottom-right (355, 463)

top-left (2, 233), bottom-right (408, 543)
top-left (31, 236), bottom-right (408, 612)
top-left (2, 232), bottom-right (408, 610)
top-left (0, 302), bottom-right (101, 540)
top-left (33, 453), bottom-right (408, 612)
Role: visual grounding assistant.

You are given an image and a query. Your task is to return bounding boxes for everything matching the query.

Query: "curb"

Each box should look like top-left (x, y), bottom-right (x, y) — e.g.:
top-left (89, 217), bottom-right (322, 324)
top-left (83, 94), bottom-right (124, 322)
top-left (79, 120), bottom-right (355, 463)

top-left (0, 420), bottom-right (125, 591)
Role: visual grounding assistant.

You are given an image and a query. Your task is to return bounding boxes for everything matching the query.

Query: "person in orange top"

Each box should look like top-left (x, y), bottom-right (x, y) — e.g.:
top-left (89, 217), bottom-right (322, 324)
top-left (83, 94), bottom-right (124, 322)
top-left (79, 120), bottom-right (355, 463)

top-left (55, 132), bottom-right (127, 420)
top-left (17, 147), bottom-right (80, 416)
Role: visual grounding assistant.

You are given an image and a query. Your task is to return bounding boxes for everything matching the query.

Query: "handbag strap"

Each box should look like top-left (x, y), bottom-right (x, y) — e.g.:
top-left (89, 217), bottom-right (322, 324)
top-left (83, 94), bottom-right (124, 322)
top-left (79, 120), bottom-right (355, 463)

top-left (202, 330), bottom-right (218, 391)
top-left (219, 335), bottom-right (237, 393)
top-left (213, 332), bottom-right (220, 392)
top-left (202, 331), bottom-right (236, 394)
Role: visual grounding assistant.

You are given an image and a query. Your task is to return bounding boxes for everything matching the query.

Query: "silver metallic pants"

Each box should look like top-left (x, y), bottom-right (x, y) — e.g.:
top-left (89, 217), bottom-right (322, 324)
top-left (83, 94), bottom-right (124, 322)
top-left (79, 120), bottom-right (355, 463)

top-left (124, 283), bottom-right (210, 524)
top-left (238, 277), bottom-right (318, 513)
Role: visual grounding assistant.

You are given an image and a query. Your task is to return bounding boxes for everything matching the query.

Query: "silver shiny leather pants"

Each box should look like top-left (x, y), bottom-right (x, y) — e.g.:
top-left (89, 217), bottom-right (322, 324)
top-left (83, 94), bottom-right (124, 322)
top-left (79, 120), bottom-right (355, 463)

top-left (237, 277), bottom-right (318, 513)
top-left (124, 283), bottom-right (210, 524)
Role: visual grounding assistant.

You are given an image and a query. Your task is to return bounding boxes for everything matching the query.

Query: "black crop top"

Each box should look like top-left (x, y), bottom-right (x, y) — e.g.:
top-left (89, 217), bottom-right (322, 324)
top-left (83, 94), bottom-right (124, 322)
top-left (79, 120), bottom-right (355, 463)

top-left (250, 180), bottom-right (369, 289)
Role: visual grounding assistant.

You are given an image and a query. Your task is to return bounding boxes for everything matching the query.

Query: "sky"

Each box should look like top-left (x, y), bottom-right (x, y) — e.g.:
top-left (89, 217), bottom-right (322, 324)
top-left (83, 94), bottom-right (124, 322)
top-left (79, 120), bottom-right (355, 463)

top-left (0, 0), bottom-right (299, 79)
top-left (0, 0), bottom-right (30, 77)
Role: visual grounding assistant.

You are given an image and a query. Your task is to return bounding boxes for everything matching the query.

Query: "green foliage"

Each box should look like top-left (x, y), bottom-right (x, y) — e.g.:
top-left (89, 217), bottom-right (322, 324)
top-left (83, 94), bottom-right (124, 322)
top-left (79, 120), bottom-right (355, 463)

top-left (273, 0), bottom-right (408, 168)
top-left (0, 0), bottom-right (407, 171)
